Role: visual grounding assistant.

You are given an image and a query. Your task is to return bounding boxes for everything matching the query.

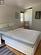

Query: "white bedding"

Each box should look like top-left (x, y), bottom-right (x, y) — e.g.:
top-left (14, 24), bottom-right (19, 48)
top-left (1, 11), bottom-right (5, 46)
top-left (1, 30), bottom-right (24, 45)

top-left (0, 28), bottom-right (41, 55)
top-left (0, 28), bottom-right (40, 45)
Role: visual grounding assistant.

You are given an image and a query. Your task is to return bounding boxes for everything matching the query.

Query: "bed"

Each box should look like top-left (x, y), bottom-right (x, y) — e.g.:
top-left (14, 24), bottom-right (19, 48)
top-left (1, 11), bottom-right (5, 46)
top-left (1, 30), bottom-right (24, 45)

top-left (0, 28), bottom-right (41, 55)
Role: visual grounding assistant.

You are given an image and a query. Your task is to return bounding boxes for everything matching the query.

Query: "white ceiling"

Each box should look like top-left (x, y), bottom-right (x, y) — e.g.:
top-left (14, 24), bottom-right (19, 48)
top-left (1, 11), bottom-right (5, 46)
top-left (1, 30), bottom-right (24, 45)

top-left (4, 0), bottom-right (41, 9)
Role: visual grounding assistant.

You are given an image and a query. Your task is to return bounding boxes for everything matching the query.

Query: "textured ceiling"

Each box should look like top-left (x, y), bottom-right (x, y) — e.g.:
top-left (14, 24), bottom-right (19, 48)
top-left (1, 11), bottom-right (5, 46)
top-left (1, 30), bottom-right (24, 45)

top-left (4, 0), bottom-right (41, 8)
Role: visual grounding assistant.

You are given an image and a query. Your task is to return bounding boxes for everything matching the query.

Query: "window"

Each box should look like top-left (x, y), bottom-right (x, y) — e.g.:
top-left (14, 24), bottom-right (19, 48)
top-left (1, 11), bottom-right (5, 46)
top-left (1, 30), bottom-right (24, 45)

top-left (20, 12), bottom-right (24, 22)
top-left (24, 8), bottom-right (32, 28)
top-left (24, 9), bottom-right (32, 21)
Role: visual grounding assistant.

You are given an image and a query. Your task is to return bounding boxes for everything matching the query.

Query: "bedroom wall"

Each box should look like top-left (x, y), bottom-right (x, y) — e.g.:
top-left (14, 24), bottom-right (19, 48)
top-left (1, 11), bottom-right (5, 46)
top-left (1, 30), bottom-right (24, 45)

top-left (0, 5), bottom-right (13, 24)
top-left (0, 5), bottom-right (22, 29)
top-left (31, 3), bottom-right (41, 31)
top-left (31, 3), bottom-right (41, 40)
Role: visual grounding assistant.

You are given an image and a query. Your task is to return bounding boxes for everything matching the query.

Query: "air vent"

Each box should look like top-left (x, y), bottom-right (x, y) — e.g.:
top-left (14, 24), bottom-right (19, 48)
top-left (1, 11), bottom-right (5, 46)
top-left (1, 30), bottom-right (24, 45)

top-left (0, 0), bottom-right (4, 5)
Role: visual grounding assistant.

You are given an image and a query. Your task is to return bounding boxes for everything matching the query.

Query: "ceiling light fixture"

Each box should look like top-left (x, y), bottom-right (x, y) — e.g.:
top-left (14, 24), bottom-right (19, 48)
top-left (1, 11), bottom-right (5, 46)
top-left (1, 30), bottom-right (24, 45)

top-left (0, 0), bottom-right (4, 5)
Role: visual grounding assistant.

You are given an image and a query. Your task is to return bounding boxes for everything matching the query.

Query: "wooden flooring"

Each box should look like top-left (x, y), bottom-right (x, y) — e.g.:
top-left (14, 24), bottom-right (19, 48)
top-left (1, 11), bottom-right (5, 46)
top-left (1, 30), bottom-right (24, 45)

top-left (35, 41), bottom-right (41, 55)
top-left (6, 41), bottom-right (41, 55)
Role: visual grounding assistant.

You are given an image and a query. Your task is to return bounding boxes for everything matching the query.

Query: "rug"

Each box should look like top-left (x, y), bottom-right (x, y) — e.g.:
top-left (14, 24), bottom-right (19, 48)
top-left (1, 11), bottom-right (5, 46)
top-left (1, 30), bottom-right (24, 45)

top-left (0, 46), bottom-right (16, 55)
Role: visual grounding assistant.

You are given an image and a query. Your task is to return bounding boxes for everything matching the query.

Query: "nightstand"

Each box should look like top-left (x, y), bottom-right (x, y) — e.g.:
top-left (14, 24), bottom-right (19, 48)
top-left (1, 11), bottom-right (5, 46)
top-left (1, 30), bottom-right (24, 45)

top-left (0, 34), bottom-right (5, 47)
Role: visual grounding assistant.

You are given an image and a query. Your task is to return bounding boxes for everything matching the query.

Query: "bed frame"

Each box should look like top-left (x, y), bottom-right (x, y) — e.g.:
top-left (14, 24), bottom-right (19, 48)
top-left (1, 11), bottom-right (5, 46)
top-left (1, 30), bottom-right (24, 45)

top-left (1, 34), bottom-right (40, 55)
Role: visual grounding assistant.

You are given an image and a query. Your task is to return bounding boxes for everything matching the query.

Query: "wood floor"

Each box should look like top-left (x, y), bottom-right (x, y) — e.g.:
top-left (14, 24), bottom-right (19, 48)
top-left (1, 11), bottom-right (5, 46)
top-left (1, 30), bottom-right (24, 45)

top-left (6, 41), bottom-right (41, 55)
top-left (35, 41), bottom-right (41, 55)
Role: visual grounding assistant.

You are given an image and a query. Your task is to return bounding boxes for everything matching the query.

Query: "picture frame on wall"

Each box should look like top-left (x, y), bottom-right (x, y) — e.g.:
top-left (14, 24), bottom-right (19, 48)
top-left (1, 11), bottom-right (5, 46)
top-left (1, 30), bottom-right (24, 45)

top-left (35, 11), bottom-right (41, 19)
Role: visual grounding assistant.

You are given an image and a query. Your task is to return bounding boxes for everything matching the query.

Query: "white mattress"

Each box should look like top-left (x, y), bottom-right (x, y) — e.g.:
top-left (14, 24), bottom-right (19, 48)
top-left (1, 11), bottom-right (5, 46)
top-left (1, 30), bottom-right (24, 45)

top-left (0, 28), bottom-right (40, 46)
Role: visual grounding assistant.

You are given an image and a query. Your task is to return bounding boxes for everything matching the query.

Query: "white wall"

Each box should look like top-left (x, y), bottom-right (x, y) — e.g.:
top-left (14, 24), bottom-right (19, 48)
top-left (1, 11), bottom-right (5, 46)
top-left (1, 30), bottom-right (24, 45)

top-left (0, 5), bottom-right (22, 29)
top-left (32, 3), bottom-right (41, 31)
